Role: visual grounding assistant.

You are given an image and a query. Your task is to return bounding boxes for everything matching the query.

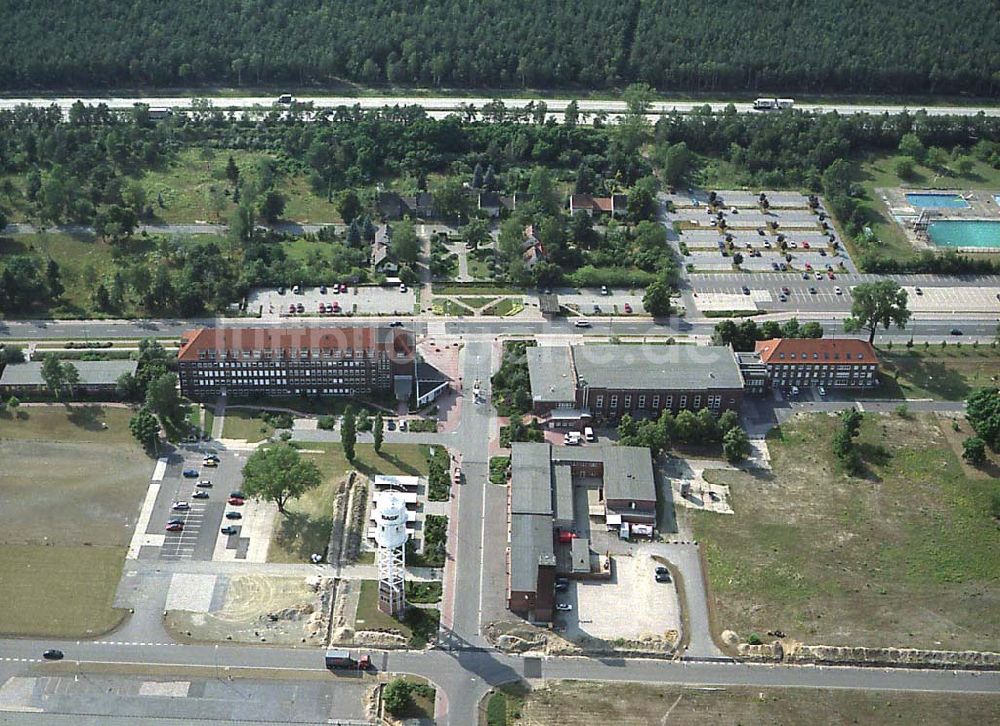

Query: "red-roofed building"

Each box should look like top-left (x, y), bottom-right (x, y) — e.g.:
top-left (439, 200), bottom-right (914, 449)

top-left (569, 193), bottom-right (628, 217)
top-left (754, 338), bottom-right (879, 390)
top-left (177, 326), bottom-right (415, 399)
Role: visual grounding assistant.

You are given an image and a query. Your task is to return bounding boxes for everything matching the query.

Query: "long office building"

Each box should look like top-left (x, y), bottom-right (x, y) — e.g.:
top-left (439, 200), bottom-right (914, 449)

top-left (177, 326), bottom-right (415, 399)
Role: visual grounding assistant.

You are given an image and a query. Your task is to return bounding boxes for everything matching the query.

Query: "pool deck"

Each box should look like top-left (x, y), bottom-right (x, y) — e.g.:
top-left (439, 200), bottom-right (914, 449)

top-left (877, 187), bottom-right (1000, 252)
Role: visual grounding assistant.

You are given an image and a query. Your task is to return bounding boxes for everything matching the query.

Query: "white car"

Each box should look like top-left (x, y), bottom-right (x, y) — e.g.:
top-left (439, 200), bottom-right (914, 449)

top-left (399, 283), bottom-right (408, 293)
top-left (452, 467), bottom-right (462, 484)
top-left (573, 320), bottom-right (591, 328)
top-left (834, 286), bottom-right (842, 295)
top-left (555, 603), bottom-right (573, 611)
top-left (172, 501), bottom-right (190, 511)
top-left (818, 386), bottom-right (827, 397)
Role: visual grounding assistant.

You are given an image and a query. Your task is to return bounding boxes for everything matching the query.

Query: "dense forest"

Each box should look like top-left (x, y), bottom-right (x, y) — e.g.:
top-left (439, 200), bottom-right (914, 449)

top-left (0, 1), bottom-right (997, 96)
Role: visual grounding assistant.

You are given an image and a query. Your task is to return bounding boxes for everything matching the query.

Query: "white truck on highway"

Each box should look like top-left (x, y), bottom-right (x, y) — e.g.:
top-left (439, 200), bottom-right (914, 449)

top-left (753, 97), bottom-right (794, 111)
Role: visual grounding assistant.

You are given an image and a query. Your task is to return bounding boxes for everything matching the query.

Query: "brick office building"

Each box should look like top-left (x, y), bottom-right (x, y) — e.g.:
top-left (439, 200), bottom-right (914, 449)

top-left (754, 338), bottom-right (879, 390)
top-left (527, 343), bottom-right (745, 426)
top-left (176, 327), bottom-right (415, 399)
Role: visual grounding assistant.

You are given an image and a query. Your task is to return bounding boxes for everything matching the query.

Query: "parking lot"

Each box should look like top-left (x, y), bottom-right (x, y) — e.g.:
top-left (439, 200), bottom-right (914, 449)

top-left (556, 554), bottom-right (680, 641)
top-left (136, 447), bottom-right (256, 563)
top-left (692, 272), bottom-right (853, 312)
top-left (555, 287), bottom-right (646, 315)
top-left (247, 284), bottom-right (417, 318)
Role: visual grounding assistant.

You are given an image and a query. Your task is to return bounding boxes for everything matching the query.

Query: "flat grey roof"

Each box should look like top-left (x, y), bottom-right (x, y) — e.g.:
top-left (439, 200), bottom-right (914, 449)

top-left (527, 346), bottom-right (576, 403)
top-left (602, 446), bottom-right (655, 503)
top-left (510, 442), bottom-right (553, 515)
top-left (0, 359), bottom-right (137, 386)
top-left (553, 464), bottom-right (574, 524)
top-left (573, 344), bottom-right (743, 391)
top-left (510, 513), bottom-right (554, 592)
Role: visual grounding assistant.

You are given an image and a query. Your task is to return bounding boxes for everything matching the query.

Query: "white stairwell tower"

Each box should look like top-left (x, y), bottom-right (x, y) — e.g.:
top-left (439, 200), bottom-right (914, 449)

top-left (373, 492), bottom-right (409, 616)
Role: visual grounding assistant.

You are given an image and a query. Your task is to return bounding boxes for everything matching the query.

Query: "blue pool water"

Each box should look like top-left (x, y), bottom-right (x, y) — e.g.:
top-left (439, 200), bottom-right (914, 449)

top-left (906, 193), bottom-right (969, 208)
top-left (927, 220), bottom-right (1000, 249)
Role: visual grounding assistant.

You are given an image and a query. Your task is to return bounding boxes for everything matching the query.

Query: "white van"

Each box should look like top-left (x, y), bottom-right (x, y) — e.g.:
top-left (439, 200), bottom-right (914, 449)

top-left (583, 427), bottom-right (595, 442)
top-left (564, 432), bottom-right (581, 446)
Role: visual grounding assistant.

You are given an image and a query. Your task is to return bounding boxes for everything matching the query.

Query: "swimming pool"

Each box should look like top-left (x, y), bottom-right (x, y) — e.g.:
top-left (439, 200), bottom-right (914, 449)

top-left (906, 192), bottom-right (969, 208)
top-left (927, 220), bottom-right (1000, 249)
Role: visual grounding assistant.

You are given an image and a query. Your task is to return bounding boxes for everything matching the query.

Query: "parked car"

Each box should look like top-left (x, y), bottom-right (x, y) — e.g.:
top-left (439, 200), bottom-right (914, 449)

top-left (742, 285), bottom-right (750, 295)
top-left (277, 286), bottom-right (285, 295)
top-left (818, 386), bottom-right (827, 397)
top-left (815, 272), bottom-right (824, 280)
top-left (182, 469), bottom-right (199, 478)
top-left (221, 525), bottom-right (239, 535)
top-left (288, 304), bottom-right (297, 314)
top-left (804, 263), bottom-right (812, 270)
top-left (197, 480), bottom-right (212, 488)
top-left (389, 321), bottom-right (404, 327)
top-left (387, 419), bottom-right (396, 431)
top-left (601, 285), bottom-right (609, 295)
top-left (42, 649), bottom-right (64, 660)
top-left (319, 285), bottom-right (327, 294)
top-left (555, 603), bottom-right (573, 612)
top-left (771, 262), bottom-right (779, 271)
top-left (819, 249), bottom-right (827, 256)
top-left (452, 467), bottom-right (462, 484)
top-left (915, 287), bottom-right (923, 295)
top-left (655, 572), bottom-right (671, 583)
top-left (399, 283), bottom-right (408, 293)
top-left (655, 566), bottom-right (668, 575)
top-left (165, 522), bottom-right (184, 532)
top-left (834, 286), bottom-right (842, 295)
top-left (225, 511), bottom-right (243, 520)
top-left (781, 286), bottom-right (790, 295)
top-left (202, 459), bottom-right (218, 468)
top-left (555, 581), bottom-right (569, 592)
top-left (227, 497), bottom-right (245, 506)
top-left (192, 491), bottom-right (209, 499)
top-left (172, 501), bottom-right (190, 511)
top-left (779, 263), bottom-right (788, 271)
top-left (808, 286), bottom-right (817, 294)
top-left (292, 284), bottom-right (301, 294)
top-left (801, 241), bottom-right (810, 249)
top-left (229, 491), bottom-right (246, 499)
top-left (623, 302), bottom-right (633, 313)
top-left (296, 302), bottom-right (304, 313)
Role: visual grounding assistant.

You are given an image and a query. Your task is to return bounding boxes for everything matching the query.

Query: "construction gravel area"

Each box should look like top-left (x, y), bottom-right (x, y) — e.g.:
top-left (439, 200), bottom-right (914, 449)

top-left (166, 574), bottom-right (330, 645)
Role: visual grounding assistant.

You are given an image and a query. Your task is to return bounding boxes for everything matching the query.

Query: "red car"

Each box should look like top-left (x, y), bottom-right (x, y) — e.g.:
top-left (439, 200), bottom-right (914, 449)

top-left (623, 302), bottom-right (633, 313)
top-left (340, 283), bottom-right (348, 293)
top-left (227, 497), bottom-right (245, 506)
top-left (165, 522), bottom-right (184, 532)
top-left (828, 271), bottom-right (836, 279)
top-left (804, 262), bottom-right (812, 270)
top-left (318, 302), bottom-right (326, 313)
top-left (802, 241), bottom-right (810, 249)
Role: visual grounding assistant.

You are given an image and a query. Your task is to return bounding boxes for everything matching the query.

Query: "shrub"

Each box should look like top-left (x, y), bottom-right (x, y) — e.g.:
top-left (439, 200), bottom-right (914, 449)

top-left (747, 633), bottom-right (763, 645)
top-left (317, 415), bottom-right (336, 430)
top-left (382, 679), bottom-right (414, 716)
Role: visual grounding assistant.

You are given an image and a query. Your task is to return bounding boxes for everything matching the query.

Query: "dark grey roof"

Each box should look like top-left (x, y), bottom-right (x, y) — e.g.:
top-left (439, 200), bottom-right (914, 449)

top-left (538, 294), bottom-right (559, 314)
top-left (550, 445), bottom-right (603, 463)
top-left (553, 464), bottom-right (574, 525)
top-left (573, 344), bottom-right (743, 391)
top-left (527, 346), bottom-right (576, 403)
top-left (510, 513), bottom-right (554, 592)
top-left (510, 442), bottom-right (552, 515)
top-left (571, 537), bottom-right (591, 573)
top-left (602, 446), bottom-right (655, 502)
top-left (0, 360), bottom-right (137, 387)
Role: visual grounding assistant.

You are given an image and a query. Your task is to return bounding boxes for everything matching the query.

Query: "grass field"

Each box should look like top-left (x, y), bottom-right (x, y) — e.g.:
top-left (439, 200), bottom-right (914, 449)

top-left (875, 345), bottom-right (1000, 400)
top-left (221, 409), bottom-right (275, 442)
top-left (0, 232), bottom-right (130, 315)
top-left (355, 579), bottom-right (412, 637)
top-left (0, 405), bottom-right (150, 637)
top-left (267, 443), bottom-right (431, 563)
top-left (691, 412), bottom-right (1000, 650)
top-left (514, 681), bottom-right (1000, 726)
top-left (134, 148), bottom-right (335, 224)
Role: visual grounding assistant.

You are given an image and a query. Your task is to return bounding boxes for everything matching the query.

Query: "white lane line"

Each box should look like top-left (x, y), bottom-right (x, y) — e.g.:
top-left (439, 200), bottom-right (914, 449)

top-left (126, 475), bottom-right (165, 560)
top-left (151, 458), bottom-right (168, 482)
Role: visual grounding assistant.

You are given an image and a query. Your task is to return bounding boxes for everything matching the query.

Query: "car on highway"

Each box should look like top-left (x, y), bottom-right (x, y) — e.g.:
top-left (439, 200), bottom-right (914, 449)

top-left (227, 497), bottom-right (245, 505)
top-left (182, 469), bottom-right (199, 478)
top-left (192, 490), bottom-right (209, 499)
top-left (225, 511), bottom-right (243, 520)
top-left (221, 525), bottom-right (239, 536)
top-left (197, 480), bottom-right (212, 488)
top-left (42, 649), bottom-right (64, 660)
top-left (950, 328), bottom-right (963, 336)
top-left (165, 521), bottom-right (184, 532)
top-left (172, 501), bottom-right (191, 511)
top-left (555, 603), bottom-right (573, 611)
top-left (574, 320), bottom-right (591, 328)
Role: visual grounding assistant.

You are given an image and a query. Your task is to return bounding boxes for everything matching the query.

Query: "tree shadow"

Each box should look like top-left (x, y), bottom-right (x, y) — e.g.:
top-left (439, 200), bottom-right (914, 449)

top-left (272, 510), bottom-right (334, 561)
top-left (64, 404), bottom-right (108, 431)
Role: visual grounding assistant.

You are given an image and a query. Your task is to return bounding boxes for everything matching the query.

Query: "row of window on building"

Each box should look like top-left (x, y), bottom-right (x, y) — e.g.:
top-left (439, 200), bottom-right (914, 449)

top-left (594, 393), bottom-right (727, 410)
top-left (196, 348), bottom-right (396, 361)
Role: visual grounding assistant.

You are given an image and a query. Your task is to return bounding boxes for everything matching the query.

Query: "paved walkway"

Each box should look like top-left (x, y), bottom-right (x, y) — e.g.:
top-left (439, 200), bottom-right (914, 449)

top-left (210, 398), bottom-right (226, 439)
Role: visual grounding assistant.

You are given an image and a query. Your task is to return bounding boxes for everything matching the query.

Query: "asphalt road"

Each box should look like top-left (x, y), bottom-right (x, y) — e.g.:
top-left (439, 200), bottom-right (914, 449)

top-left (0, 95), bottom-right (997, 118)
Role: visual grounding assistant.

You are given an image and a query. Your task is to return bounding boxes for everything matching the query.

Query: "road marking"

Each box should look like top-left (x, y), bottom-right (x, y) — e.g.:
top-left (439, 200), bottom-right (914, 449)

top-left (126, 476), bottom-right (163, 560)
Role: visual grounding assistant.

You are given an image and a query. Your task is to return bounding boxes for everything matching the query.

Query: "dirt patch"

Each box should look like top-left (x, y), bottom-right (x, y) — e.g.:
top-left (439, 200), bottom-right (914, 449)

top-left (166, 574), bottom-right (330, 645)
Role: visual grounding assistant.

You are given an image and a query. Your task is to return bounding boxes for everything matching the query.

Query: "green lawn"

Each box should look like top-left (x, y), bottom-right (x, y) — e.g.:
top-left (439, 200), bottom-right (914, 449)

top-left (0, 232), bottom-right (136, 316)
top-left (875, 345), bottom-right (1000, 400)
top-left (135, 148), bottom-right (335, 224)
top-left (267, 443), bottom-right (431, 563)
top-left (356, 579), bottom-right (413, 637)
top-left (0, 545), bottom-right (129, 637)
top-left (692, 412), bottom-right (1000, 651)
top-left (466, 253), bottom-right (493, 280)
top-left (483, 298), bottom-right (523, 316)
top-left (0, 404), bottom-right (136, 444)
top-left (0, 405), bottom-right (151, 637)
top-left (221, 409), bottom-right (275, 442)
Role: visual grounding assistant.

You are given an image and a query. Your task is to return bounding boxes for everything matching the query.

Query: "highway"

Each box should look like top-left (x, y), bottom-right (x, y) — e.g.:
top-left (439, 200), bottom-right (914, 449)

top-left (0, 94), bottom-right (997, 118)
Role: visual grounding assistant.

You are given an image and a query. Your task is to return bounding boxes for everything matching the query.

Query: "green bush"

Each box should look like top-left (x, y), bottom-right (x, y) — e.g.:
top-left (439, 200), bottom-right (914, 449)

top-left (427, 446), bottom-right (451, 501)
top-left (317, 415), bottom-right (336, 430)
top-left (408, 418), bottom-right (437, 433)
top-left (489, 456), bottom-right (510, 486)
top-left (382, 679), bottom-right (413, 716)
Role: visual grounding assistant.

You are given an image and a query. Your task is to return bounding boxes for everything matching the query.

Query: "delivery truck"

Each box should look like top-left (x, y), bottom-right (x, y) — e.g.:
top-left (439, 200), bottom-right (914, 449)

top-left (324, 649), bottom-right (372, 671)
